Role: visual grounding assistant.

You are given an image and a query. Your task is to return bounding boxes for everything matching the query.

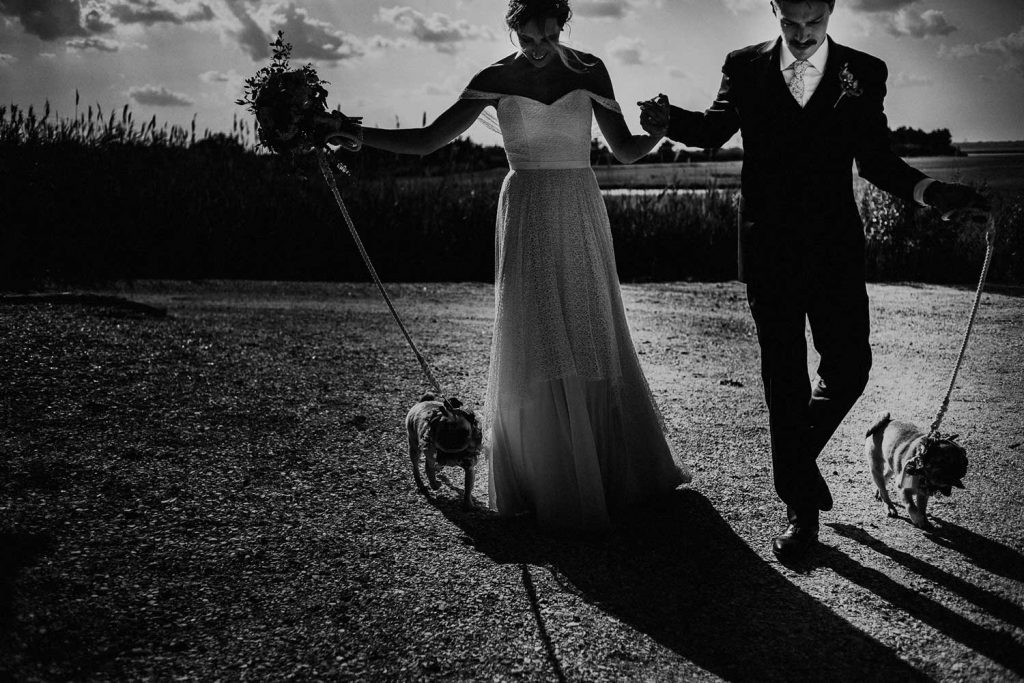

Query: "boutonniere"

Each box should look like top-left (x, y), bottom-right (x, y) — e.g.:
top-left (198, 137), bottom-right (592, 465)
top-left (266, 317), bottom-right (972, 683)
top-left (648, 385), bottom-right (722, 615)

top-left (834, 62), bottom-right (862, 108)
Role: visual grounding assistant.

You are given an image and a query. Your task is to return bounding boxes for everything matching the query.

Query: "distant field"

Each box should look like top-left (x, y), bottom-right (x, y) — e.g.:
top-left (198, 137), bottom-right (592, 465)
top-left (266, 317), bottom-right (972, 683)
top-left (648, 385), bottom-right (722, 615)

top-left (593, 154), bottom-right (1024, 193)
top-left (956, 141), bottom-right (1024, 155)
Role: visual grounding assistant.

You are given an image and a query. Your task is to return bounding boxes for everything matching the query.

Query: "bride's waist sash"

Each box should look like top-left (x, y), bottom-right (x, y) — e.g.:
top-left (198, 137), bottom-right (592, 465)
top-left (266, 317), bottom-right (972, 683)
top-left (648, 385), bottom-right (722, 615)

top-left (508, 159), bottom-right (591, 171)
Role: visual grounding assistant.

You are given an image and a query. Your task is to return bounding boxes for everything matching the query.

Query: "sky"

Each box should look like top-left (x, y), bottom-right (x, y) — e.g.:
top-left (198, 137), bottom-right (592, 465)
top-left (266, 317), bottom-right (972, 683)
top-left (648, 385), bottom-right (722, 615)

top-left (1, 0), bottom-right (1023, 149)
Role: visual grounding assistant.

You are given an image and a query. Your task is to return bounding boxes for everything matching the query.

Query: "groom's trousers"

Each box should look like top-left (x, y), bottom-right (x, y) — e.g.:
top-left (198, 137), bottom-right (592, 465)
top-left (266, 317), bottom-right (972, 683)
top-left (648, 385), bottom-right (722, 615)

top-left (745, 240), bottom-right (872, 523)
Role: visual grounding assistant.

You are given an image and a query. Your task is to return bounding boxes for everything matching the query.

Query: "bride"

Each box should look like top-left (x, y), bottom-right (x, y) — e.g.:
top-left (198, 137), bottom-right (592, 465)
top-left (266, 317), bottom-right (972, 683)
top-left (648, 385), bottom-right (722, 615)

top-left (327, 0), bottom-right (691, 532)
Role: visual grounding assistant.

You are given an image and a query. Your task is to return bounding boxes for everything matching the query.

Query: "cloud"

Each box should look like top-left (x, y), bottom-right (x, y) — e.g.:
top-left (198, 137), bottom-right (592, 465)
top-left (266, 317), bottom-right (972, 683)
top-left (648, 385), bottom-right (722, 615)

top-left (84, 8), bottom-right (116, 33)
top-left (221, 0), bottom-right (271, 60)
top-left (106, 0), bottom-right (215, 27)
top-left (573, 0), bottom-right (664, 18)
top-left (0, 0), bottom-right (88, 39)
top-left (573, 0), bottom-right (633, 19)
top-left (668, 66), bottom-right (688, 79)
top-left (199, 70), bottom-right (233, 83)
top-left (884, 8), bottom-right (955, 38)
top-left (66, 36), bottom-right (121, 51)
top-left (845, 0), bottom-right (916, 11)
top-left (223, 1), bottom-right (365, 62)
top-left (721, 0), bottom-right (763, 14)
top-left (422, 82), bottom-right (450, 96)
top-left (376, 6), bottom-right (494, 54)
top-left (943, 25), bottom-right (1024, 77)
top-left (416, 72), bottom-right (475, 98)
top-left (128, 84), bottom-right (194, 106)
top-left (0, 51), bottom-right (16, 65)
top-left (842, 1), bottom-right (957, 39)
top-left (605, 35), bottom-right (653, 66)
top-left (0, 0), bottom-right (216, 42)
top-left (889, 71), bottom-right (933, 87)
top-left (268, 3), bottom-right (364, 62)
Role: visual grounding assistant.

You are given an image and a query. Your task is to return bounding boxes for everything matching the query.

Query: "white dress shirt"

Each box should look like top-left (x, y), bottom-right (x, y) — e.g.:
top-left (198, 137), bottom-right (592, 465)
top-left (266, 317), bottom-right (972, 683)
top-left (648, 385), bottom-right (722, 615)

top-left (779, 40), bottom-right (828, 108)
top-left (779, 37), bottom-right (934, 206)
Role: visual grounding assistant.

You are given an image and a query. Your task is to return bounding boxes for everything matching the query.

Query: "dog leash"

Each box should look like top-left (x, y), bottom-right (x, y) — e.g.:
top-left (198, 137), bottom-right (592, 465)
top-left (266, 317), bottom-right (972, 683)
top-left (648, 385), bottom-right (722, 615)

top-left (315, 149), bottom-right (456, 413)
top-left (927, 210), bottom-right (997, 439)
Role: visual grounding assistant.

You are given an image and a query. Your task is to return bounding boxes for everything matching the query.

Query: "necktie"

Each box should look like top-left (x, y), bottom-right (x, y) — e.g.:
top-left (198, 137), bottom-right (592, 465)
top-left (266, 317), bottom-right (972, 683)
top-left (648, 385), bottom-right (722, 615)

top-left (789, 59), bottom-right (809, 105)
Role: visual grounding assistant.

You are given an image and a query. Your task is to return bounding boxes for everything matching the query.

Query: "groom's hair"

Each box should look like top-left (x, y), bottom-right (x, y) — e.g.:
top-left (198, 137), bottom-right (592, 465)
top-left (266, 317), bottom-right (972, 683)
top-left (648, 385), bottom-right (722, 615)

top-left (771, 0), bottom-right (836, 10)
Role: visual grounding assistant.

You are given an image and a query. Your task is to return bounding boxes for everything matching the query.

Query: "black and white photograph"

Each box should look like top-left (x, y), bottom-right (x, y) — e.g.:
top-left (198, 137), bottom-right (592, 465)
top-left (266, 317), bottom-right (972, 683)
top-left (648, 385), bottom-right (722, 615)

top-left (2, 0), bottom-right (1023, 679)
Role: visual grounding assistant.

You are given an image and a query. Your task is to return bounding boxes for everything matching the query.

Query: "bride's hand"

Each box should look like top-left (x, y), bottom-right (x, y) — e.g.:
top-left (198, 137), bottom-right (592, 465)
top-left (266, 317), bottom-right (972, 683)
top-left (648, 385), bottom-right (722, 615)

top-left (316, 111), bottom-right (364, 151)
top-left (638, 94), bottom-right (669, 138)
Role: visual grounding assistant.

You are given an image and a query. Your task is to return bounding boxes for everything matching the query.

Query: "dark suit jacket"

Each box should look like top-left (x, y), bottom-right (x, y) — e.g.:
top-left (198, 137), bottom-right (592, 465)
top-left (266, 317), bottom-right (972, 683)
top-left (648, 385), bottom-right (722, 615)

top-left (666, 37), bottom-right (926, 283)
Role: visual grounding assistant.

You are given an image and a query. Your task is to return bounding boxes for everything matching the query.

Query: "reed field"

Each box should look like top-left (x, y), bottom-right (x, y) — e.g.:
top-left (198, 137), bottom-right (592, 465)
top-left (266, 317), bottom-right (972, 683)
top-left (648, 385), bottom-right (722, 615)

top-left (1, 101), bottom-right (1022, 289)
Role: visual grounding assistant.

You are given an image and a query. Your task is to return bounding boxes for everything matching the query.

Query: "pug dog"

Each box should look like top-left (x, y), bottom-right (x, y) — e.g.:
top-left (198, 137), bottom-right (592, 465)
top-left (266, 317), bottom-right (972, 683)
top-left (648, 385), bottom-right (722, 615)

top-left (865, 412), bottom-right (968, 530)
top-left (406, 393), bottom-right (482, 509)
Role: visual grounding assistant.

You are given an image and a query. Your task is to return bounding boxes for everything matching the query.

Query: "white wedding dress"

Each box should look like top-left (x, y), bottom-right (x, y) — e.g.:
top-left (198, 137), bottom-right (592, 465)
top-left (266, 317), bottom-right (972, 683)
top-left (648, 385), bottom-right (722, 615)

top-left (460, 88), bottom-right (691, 532)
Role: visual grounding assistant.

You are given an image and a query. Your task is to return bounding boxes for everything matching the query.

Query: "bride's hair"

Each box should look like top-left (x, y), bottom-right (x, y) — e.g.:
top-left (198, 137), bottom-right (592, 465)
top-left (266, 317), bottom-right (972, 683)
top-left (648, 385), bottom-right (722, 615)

top-left (505, 0), bottom-right (594, 73)
top-left (505, 0), bottom-right (572, 29)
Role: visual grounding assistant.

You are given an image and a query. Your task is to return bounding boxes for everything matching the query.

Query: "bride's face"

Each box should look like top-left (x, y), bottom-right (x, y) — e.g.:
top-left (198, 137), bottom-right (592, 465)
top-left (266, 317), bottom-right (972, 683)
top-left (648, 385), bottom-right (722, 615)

top-left (516, 17), bottom-right (561, 68)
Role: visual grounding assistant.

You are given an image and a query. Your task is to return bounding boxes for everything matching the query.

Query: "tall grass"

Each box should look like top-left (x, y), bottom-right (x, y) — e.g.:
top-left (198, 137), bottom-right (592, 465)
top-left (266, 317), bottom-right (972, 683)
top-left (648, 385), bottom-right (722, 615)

top-left (0, 94), bottom-right (253, 149)
top-left (1, 101), bottom-right (1021, 289)
top-left (859, 180), bottom-right (1024, 285)
top-left (608, 186), bottom-right (739, 281)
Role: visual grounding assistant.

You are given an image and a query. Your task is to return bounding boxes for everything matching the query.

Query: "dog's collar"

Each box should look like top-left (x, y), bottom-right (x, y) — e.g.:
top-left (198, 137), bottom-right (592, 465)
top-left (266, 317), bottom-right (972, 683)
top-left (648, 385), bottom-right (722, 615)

top-left (900, 456), bottom-right (930, 494)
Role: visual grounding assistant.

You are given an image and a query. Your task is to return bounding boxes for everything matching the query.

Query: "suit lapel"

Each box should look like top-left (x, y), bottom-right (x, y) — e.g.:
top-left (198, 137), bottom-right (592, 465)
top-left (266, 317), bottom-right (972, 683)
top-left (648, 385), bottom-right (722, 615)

top-left (804, 37), bottom-right (844, 115)
top-left (753, 39), bottom-right (799, 112)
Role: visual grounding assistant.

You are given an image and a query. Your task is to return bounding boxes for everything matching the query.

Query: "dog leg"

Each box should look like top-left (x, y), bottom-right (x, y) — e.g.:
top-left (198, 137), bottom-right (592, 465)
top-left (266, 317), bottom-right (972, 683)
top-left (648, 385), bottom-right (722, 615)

top-left (461, 462), bottom-right (477, 510)
top-left (867, 439), bottom-right (899, 517)
top-left (408, 427), bottom-right (428, 493)
top-left (914, 493), bottom-right (933, 531)
top-left (875, 488), bottom-right (899, 517)
top-left (423, 445), bottom-right (442, 490)
top-left (902, 488), bottom-right (928, 529)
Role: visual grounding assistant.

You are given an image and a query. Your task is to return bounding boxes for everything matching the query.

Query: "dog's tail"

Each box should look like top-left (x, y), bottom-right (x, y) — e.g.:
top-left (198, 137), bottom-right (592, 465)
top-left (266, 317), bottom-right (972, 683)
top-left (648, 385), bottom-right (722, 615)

top-left (865, 412), bottom-right (892, 438)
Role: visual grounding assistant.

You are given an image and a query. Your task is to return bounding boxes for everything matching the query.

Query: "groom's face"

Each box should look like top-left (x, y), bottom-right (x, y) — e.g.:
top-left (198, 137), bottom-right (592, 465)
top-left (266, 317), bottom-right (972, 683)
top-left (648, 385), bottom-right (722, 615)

top-left (772, 1), bottom-right (831, 60)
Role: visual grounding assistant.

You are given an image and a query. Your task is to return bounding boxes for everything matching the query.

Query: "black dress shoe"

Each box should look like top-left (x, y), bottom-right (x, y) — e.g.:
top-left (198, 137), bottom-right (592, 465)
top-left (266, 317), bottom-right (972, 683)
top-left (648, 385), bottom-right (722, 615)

top-left (771, 522), bottom-right (819, 559)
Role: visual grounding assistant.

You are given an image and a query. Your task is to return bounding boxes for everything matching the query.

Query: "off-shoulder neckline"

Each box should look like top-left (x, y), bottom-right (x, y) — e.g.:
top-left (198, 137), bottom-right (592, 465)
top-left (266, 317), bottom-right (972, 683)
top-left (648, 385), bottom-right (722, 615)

top-left (461, 88), bottom-right (616, 108)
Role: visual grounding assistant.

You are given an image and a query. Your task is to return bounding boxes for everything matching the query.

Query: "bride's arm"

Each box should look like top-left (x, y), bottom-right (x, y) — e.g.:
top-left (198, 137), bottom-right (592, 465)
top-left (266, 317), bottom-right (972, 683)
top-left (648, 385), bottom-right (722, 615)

top-left (590, 61), bottom-right (662, 164)
top-left (328, 98), bottom-right (492, 156)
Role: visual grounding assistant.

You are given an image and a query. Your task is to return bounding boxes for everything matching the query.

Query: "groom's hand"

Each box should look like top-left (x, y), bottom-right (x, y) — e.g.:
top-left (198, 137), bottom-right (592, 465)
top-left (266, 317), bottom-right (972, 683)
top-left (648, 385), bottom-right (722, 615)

top-left (638, 93), bottom-right (670, 138)
top-left (924, 181), bottom-right (991, 219)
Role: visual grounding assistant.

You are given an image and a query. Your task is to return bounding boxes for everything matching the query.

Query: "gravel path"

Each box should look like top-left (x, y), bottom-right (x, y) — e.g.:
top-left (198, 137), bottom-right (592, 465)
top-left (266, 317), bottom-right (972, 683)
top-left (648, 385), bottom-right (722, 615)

top-left (2, 280), bottom-right (1022, 681)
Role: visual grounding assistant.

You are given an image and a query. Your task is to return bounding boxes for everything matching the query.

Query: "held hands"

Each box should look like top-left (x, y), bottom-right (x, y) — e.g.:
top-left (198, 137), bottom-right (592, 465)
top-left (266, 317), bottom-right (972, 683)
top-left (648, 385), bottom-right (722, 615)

top-left (638, 93), bottom-right (670, 138)
top-left (315, 110), bottom-right (364, 151)
top-left (924, 181), bottom-right (991, 221)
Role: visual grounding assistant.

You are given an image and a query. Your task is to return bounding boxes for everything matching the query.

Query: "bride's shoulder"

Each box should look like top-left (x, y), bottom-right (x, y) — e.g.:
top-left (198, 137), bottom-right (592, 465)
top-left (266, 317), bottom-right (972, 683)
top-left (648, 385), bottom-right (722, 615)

top-left (570, 51), bottom-right (614, 98)
top-left (566, 46), bottom-right (600, 62)
top-left (466, 56), bottom-right (517, 92)
top-left (565, 48), bottom-right (602, 73)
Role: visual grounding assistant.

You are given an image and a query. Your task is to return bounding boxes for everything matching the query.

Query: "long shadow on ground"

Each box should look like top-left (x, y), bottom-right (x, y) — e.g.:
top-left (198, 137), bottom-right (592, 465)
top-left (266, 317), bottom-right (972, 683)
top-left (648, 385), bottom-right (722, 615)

top-left (828, 522), bottom-right (1024, 676)
top-left (434, 490), bottom-right (927, 682)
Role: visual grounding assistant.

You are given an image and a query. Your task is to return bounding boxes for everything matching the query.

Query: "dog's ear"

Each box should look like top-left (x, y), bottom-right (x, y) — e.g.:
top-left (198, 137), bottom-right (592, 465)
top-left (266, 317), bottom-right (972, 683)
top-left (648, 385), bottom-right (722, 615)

top-left (946, 434), bottom-right (959, 442)
top-left (953, 479), bottom-right (965, 489)
top-left (426, 410), bottom-right (445, 429)
top-left (447, 397), bottom-right (462, 409)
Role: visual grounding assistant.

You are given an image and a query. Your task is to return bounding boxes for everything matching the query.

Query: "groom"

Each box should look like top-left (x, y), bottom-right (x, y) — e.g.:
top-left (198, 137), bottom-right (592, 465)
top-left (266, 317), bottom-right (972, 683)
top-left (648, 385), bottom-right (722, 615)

top-left (642, 0), bottom-right (987, 558)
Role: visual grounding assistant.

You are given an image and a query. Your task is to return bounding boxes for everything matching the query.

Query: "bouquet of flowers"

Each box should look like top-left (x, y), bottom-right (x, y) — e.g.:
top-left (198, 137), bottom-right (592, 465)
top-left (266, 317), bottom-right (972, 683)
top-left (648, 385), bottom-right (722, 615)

top-left (236, 31), bottom-right (360, 157)
top-left (235, 33), bottom-right (460, 424)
